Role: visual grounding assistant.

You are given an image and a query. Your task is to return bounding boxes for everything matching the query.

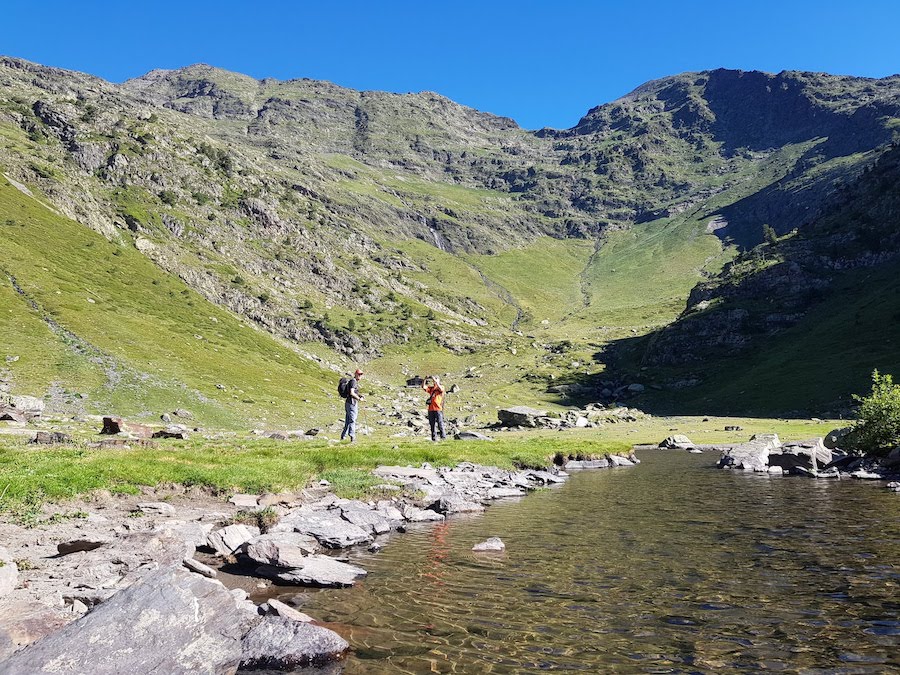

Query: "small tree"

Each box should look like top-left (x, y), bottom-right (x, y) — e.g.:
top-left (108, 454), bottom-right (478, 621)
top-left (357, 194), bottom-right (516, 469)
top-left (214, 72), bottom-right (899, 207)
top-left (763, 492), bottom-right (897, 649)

top-left (762, 223), bottom-right (778, 244)
top-left (845, 370), bottom-right (900, 456)
top-left (347, 318), bottom-right (356, 332)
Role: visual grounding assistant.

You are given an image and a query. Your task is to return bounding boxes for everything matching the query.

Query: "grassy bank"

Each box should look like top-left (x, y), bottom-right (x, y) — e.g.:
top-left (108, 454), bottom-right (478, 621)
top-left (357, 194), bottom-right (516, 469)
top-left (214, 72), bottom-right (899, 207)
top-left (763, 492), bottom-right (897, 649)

top-left (0, 435), bottom-right (632, 520)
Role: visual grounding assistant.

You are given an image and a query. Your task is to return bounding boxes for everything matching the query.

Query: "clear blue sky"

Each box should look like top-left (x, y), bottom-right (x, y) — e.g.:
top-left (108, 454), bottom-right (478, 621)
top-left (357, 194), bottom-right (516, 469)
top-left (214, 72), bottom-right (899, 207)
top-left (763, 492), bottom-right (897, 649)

top-left (2, 0), bottom-right (899, 130)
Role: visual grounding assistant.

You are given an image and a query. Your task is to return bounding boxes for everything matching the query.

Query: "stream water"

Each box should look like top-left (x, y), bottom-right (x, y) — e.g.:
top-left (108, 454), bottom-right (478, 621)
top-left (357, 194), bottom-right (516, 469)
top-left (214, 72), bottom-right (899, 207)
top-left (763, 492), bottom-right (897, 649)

top-left (265, 450), bottom-right (900, 673)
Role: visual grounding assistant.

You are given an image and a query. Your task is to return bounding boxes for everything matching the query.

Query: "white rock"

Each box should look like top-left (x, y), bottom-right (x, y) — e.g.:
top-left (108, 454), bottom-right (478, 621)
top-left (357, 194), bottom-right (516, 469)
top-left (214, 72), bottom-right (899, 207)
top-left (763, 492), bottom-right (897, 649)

top-left (473, 537), bottom-right (505, 552)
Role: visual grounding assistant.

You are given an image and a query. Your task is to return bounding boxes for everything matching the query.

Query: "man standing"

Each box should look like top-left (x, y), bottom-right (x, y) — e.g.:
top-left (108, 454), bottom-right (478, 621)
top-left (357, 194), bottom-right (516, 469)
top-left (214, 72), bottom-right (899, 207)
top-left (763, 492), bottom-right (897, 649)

top-left (341, 369), bottom-right (364, 442)
top-left (422, 375), bottom-right (446, 441)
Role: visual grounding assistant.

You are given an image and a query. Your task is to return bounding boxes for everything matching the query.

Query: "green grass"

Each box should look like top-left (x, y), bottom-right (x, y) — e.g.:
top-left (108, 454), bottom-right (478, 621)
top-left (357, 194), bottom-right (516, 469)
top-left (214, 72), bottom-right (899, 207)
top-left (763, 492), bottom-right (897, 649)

top-left (0, 178), bottom-right (336, 427)
top-left (0, 435), bottom-right (632, 517)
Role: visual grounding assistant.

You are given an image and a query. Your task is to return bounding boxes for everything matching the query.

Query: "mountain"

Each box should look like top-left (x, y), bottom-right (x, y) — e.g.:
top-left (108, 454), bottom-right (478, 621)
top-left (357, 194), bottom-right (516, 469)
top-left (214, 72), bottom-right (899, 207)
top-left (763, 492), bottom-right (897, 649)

top-left (1, 56), bottom-right (899, 423)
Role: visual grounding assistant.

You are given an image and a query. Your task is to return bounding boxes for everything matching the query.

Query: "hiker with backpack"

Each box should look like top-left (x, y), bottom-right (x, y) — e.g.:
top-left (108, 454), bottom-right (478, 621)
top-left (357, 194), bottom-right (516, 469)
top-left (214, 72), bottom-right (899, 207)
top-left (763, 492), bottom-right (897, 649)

top-left (339, 369), bottom-right (364, 442)
top-left (422, 375), bottom-right (446, 441)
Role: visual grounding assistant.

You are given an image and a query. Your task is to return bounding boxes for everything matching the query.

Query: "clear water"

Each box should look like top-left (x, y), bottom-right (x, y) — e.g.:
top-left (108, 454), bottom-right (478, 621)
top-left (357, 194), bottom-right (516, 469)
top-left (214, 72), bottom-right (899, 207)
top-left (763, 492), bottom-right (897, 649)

top-left (272, 450), bottom-right (900, 673)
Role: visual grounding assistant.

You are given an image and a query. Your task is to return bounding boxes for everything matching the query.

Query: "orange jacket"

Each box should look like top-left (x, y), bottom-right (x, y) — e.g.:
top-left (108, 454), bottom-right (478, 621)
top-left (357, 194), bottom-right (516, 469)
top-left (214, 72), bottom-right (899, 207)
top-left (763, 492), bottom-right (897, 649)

top-left (424, 384), bottom-right (444, 412)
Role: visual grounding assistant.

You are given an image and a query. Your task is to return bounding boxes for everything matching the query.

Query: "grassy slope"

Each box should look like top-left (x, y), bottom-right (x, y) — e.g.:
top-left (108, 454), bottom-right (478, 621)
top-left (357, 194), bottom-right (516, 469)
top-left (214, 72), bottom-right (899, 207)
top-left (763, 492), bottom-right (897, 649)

top-left (659, 260), bottom-right (900, 415)
top-left (0, 178), bottom-right (336, 427)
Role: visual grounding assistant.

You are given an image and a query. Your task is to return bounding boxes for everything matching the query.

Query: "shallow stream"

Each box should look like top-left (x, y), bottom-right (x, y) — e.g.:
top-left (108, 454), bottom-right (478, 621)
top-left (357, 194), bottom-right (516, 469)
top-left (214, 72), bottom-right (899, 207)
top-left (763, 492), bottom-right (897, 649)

top-left (266, 450), bottom-right (900, 673)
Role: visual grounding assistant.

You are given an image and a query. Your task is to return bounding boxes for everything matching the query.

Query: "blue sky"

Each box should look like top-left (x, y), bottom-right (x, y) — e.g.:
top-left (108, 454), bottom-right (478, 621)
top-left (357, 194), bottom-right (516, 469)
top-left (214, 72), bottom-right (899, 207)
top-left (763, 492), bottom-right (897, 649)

top-left (2, 0), bottom-right (899, 129)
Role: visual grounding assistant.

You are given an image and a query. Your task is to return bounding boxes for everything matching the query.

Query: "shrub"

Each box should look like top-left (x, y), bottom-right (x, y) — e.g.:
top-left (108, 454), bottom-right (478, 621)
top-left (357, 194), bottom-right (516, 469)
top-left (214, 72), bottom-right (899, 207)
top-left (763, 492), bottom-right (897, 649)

top-left (845, 370), bottom-right (900, 456)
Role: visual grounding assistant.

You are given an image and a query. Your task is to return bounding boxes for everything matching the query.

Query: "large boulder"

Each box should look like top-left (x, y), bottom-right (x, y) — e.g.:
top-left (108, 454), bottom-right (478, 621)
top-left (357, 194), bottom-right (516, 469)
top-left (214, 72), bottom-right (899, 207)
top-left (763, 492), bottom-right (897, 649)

top-left (659, 435), bottom-right (695, 450)
top-left (100, 416), bottom-right (153, 439)
top-left (497, 406), bottom-right (548, 428)
top-left (717, 434), bottom-right (781, 472)
top-left (769, 438), bottom-right (832, 471)
top-left (240, 616), bottom-right (348, 670)
top-left (824, 426), bottom-right (852, 449)
top-left (207, 524), bottom-right (259, 556)
top-left (244, 533), bottom-right (318, 568)
top-left (0, 568), bottom-right (253, 674)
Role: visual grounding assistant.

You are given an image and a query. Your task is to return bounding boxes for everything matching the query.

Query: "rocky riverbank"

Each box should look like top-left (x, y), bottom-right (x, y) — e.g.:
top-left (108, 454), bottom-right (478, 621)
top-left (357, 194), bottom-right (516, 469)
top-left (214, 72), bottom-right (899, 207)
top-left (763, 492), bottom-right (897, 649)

top-left (0, 456), bottom-right (639, 672)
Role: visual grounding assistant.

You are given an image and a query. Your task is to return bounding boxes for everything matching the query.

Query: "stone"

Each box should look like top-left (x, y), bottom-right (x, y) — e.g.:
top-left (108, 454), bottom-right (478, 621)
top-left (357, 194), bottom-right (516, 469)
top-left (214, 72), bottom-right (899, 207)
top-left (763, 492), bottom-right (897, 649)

top-left (0, 548), bottom-right (17, 598)
top-left (768, 466), bottom-right (785, 474)
top-left (574, 416), bottom-right (590, 428)
top-left (0, 600), bottom-right (70, 661)
top-left (273, 511), bottom-right (372, 548)
top-left (0, 568), bottom-right (252, 674)
top-left (340, 504), bottom-right (394, 535)
top-left (717, 434), bottom-right (781, 472)
top-left (473, 537), bottom-right (505, 552)
top-left (454, 430), bottom-right (494, 441)
top-left (100, 416), bottom-right (154, 438)
top-left (135, 501), bottom-right (176, 516)
top-left (229, 493), bottom-right (260, 508)
top-left (153, 521), bottom-right (214, 550)
top-left (401, 505), bottom-right (445, 522)
top-left (183, 557), bottom-right (217, 579)
top-left (172, 408), bottom-right (194, 419)
top-left (207, 524), bottom-right (259, 556)
top-left (770, 438), bottom-right (832, 471)
top-left (31, 431), bottom-right (71, 445)
top-left (56, 538), bottom-right (110, 556)
top-left (564, 458), bottom-right (611, 469)
top-left (724, 425), bottom-right (743, 431)
top-left (261, 598), bottom-right (314, 623)
top-left (429, 495), bottom-right (485, 514)
top-left (688, 448), bottom-right (703, 454)
top-left (658, 434), bottom-right (695, 449)
top-left (887, 482), bottom-right (900, 493)
top-left (608, 455), bottom-right (636, 467)
top-left (626, 383), bottom-right (645, 393)
top-left (497, 406), bottom-right (548, 428)
top-left (10, 395), bottom-right (44, 417)
top-left (152, 427), bottom-right (190, 440)
top-left (524, 469), bottom-right (566, 484)
top-left (824, 426), bottom-right (851, 449)
top-left (256, 555), bottom-right (367, 588)
top-left (240, 616), bottom-right (348, 670)
top-left (244, 535), bottom-right (313, 569)
top-left (486, 487), bottom-right (526, 499)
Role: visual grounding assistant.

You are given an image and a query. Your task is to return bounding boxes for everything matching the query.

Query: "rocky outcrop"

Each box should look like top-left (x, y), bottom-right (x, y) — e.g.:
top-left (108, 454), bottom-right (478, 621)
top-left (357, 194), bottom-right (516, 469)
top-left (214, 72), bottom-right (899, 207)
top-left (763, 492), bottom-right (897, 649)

top-left (0, 567), bottom-right (254, 674)
top-left (717, 433), bottom-right (781, 472)
top-left (497, 406), bottom-right (548, 427)
top-left (240, 616), bottom-right (348, 670)
top-left (659, 435), bottom-right (695, 450)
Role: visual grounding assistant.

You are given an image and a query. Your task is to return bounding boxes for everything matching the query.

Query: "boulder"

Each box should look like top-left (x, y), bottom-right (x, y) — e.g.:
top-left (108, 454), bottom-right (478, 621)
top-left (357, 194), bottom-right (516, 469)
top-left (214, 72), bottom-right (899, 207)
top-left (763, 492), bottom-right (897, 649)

top-left (0, 600), bottom-right (70, 661)
top-left (486, 487), bottom-right (526, 499)
top-left (717, 434), bottom-right (781, 472)
top-left (31, 431), bottom-right (71, 445)
top-left (658, 435), bottom-right (695, 450)
top-left (564, 458), bottom-right (611, 469)
top-left (272, 511), bottom-right (371, 548)
top-left (244, 534), bottom-right (315, 568)
top-left (152, 427), bottom-right (190, 440)
top-left (0, 568), bottom-right (253, 674)
top-left (824, 426), bottom-right (851, 449)
top-left (769, 438), bottom-right (832, 471)
top-left (56, 538), bottom-right (111, 556)
top-left (724, 425), bottom-right (744, 432)
top-left (0, 548), bottom-right (17, 598)
top-left (401, 505), bottom-right (445, 522)
top-left (229, 494), bottom-right (260, 508)
top-left (10, 395), bottom-right (44, 418)
top-left (340, 504), bottom-right (394, 535)
top-left (256, 555), bottom-right (367, 588)
top-left (429, 495), bottom-right (485, 515)
top-left (497, 406), bottom-right (548, 428)
top-left (472, 537), bottom-right (505, 552)
top-left (100, 416), bottom-right (153, 438)
top-left (608, 455), bottom-right (636, 467)
top-left (207, 524), bottom-right (259, 556)
top-left (240, 616), bottom-right (348, 670)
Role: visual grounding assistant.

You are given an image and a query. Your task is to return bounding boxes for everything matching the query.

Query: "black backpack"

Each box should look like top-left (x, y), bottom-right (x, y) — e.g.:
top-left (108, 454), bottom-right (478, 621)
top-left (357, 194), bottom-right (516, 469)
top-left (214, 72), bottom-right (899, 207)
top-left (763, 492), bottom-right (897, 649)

top-left (338, 377), bottom-right (352, 398)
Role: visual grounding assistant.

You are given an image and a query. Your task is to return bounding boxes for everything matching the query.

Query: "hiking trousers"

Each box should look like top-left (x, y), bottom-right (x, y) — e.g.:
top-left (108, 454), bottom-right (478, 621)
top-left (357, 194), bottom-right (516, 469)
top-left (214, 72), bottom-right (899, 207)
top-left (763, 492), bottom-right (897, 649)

top-left (342, 399), bottom-right (358, 440)
top-left (428, 410), bottom-right (446, 441)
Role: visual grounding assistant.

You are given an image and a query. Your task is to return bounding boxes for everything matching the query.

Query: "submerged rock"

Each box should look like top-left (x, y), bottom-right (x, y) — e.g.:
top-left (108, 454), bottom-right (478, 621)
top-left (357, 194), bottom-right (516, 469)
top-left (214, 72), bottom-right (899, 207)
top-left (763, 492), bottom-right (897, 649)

top-left (240, 616), bottom-right (348, 670)
top-left (256, 555), bottom-right (367, 588)
top-left (473, 537), bottom-right (505, 552)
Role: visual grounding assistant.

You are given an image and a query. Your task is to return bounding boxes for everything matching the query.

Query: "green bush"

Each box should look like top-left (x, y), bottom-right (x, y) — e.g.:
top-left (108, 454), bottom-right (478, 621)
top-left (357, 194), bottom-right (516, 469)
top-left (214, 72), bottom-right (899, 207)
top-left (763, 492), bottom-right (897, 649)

top-left (845, 370), bottom-right (900, 456)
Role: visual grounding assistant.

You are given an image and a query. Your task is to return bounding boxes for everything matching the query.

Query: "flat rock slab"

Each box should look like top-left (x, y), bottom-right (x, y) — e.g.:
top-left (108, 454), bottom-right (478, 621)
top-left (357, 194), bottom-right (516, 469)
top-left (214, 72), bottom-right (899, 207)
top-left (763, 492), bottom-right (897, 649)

top-left (135, 501), bottom-right (176, 515)
top-left (340, 506), bottom-right (394, 535)
top-left (240, 616), bottom-right (348, 670)
top-left (659, 435), bottom-right (695, 449)
top-left (486, 487), bottom-right (526, 499)
top-left (497, 406), bottom-right (548, 428)
top-left (371, 466), bottom-right (442, 485)
top-left (402, 505), bottom-right (445, 522)
top-left (274, 511), bottom-right (372, 548)
top-left (454, 431), bottom-right (494, 441)
top-left (56, 538), bottom-right (111, 556)
top-left (229, 494), bottom-right (260, 508)
top-left (0, 568), bottom-right (252, 675)
top-left (430, 495), bottom-right (485, 514)
top-left (564, 459), bottom-right (611, 469)
top-left (257, 555), bottom-right (367, 588)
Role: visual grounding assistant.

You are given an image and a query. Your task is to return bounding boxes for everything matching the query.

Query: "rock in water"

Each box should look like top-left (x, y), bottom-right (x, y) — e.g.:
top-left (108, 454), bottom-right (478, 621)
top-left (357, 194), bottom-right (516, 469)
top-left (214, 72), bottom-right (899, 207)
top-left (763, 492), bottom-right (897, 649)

top-left (658, 435), bottom-right (695, 449)
top-left (0, 568), bottom-right (252, 674)
top-left (473, 537), bottom-right (505, 552)
top-left (240, 616), bottom-right (348, 670)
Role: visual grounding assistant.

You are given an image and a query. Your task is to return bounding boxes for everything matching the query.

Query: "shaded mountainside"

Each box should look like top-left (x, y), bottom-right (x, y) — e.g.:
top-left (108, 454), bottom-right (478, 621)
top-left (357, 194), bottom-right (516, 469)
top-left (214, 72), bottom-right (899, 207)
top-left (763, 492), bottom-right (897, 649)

top-left (1, 56), bottom-right (900, 422)
top-left (617, 142), bottom-right (900, 415)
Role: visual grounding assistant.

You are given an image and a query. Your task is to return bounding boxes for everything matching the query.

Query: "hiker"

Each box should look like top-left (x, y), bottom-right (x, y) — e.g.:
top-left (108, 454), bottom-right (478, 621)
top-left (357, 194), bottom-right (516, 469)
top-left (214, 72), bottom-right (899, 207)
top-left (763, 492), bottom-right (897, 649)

top-left (422, 375), bottom-right (446, 441)
top-left (339, 369), bottom-right (364, 442)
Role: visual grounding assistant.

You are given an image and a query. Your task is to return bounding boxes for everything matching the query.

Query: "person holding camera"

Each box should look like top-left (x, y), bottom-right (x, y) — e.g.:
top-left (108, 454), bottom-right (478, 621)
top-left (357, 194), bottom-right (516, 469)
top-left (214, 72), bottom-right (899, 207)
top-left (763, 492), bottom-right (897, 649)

top-left (422, 375), bottom-right (446, 441)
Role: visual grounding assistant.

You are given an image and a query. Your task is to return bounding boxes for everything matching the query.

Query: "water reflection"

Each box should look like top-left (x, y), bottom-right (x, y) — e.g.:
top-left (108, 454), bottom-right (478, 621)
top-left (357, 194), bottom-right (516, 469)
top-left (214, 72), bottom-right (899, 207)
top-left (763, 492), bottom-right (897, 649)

top-left (276, 450), bottom-right (900, 673)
